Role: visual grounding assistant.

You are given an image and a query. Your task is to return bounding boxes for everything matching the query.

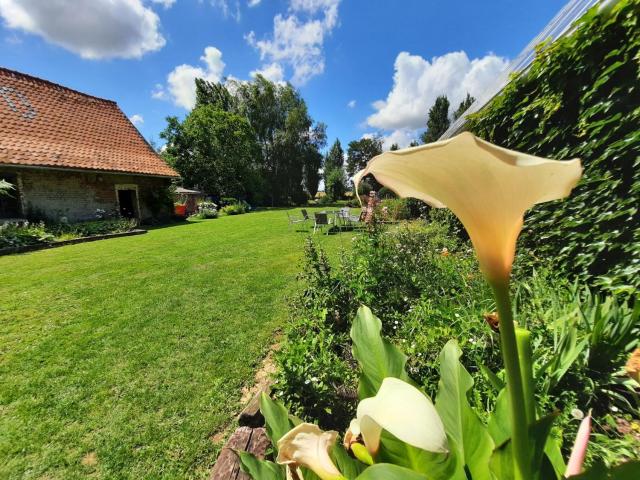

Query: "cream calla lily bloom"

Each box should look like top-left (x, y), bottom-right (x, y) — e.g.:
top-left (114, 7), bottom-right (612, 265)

top-left (347, 377), bottom-right (448, 456)
top-left (355, 132), bottom-right (582, 282)
top-left (276, 423), bottom-right (344, 480)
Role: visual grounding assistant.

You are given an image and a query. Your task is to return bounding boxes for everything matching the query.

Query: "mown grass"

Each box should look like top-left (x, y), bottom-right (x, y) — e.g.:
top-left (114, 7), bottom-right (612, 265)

top-left (0, 207), bottom-right (348, 479)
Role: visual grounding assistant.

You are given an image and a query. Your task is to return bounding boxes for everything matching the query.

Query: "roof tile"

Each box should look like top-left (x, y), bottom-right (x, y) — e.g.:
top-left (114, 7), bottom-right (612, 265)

top-left (0, 67), bottom-right (178, 178)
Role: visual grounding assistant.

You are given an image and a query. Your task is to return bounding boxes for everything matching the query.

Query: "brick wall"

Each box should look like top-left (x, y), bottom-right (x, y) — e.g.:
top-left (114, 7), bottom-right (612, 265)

top-left (0, 167), bottom-right (173, 222)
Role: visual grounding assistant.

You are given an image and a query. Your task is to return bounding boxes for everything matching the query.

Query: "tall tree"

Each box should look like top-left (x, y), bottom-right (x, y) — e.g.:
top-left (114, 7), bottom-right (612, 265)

top-left (325, 167), bottom-right (346, 201)
top-left (303, 122), bottom-right (327, 197)
top-left (421, 95), bottom-right (450, 143)
top-left (346, 137), bottom-right (383, 177)
top-left (161, 106), bottom-right (261, 201)
top-left (324, 139), bottom-right (344, 172)
top-left (453, 93), bottom-right (475, 120)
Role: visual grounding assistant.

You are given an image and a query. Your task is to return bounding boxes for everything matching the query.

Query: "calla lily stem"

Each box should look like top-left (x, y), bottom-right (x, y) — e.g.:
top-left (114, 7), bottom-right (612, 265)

top-left (492, 279), bottom-right (532, 480)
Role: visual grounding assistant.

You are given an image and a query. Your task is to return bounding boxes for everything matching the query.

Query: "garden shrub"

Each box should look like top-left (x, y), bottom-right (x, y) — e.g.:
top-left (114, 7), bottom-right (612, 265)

top-left (378, 198), bottom-right (411, 221)
top-left (467, 0), bottom-right (640, 294)
top-left (0, 221), bottom-right (53, 248)
top-left (274, 220), bottom-right (639, 463)
top-left (192, 201), bottom-right (218, 219)
top-left (220, 200), bottom-right (249, 215)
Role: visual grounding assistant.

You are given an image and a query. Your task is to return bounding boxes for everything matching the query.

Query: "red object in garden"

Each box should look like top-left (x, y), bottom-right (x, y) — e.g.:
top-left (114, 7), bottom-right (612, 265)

top-left (174, 204), bottom-right (186, 217)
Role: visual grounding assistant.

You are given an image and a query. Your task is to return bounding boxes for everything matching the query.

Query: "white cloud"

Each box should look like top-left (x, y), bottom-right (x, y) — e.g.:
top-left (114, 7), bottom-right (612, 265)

top-left (151, 83), bottom-right (167, 99)
top-left (250, 62), bottom-right (285, 84)
top-left (163, 46), bottom-right (226, 110)
top-left (212, 0), bottom-right (241, 21)
top-left (151, 0), bottom-right (176, 8)
top-left (380, 129), bottom-right (419, 150)
top-left (245, 0), bottom-right (340, 85)
top-left (367, 51), bottom-right (508, 131)
top-left (0, 0), bottom-right (166, 59)
top-left (129, 114), bottom-right (144, 125)
top-left (247, 0), bottom-right (261, 6)
top-left (347, 99), bottom-right (356, 108)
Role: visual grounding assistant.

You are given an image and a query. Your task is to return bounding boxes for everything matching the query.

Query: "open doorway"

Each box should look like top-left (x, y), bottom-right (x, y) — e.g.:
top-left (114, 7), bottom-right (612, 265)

top-left (117, 188), bottom-right (138, 218)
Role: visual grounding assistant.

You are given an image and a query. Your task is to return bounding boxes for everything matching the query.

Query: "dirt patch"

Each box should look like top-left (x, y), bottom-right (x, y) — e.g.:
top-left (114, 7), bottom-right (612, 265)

top-left (240, 343), bottom-right (280, 405)
top-left (81, 451), bottom-right (98, 467)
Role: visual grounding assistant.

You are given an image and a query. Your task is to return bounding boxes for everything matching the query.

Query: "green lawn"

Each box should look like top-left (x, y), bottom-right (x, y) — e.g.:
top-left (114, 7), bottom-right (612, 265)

top-left (0, 208), bottom-right (347, 479)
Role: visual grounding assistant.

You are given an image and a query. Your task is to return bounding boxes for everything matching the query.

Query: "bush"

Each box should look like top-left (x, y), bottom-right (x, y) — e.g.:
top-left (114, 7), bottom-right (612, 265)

top-left (220, 200), bottom-right (249, 216)
top-left (192, 201), bottom-right (218, 219)
top-left (467, 0), bottom-right (640, 293)
top-left (0, 221), bottom-right (53, 248)
top-left (274, 220), bottom-right (639, 463)
top-left (49, 217), bottom-right (137, 238)
top-left (324, 168), bottom-right (347, 202)
top-left (378, 198), bottom-right (411, 221)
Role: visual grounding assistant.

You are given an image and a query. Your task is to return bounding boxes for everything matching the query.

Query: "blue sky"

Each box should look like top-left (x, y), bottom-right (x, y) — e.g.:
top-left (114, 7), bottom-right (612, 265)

top-left (0, 0), bottom-right (563, 151)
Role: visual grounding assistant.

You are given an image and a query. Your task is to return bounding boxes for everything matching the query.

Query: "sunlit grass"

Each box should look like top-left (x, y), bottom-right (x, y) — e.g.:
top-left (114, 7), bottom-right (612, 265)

top-left (0, 207), bottom-right (347, 479)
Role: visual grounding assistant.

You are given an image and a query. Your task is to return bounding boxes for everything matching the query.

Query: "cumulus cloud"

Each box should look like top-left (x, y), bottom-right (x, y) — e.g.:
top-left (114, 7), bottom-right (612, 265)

top-left (0, 0), bottom-right (166, 59)
top-left (250, 62), bottom-right (285, 84)
top-left (160, 46), bottom-right (226, 110)
top-left (367, 51), bottom-right (508, 131)
top-left (247, 0), bottom-right (261, 6)
top-left (347, 99), bottom-right (356, 108)
top-left (129, 114), bottom-right (144, 125)
top-left (245, 0), bottom-right (340, 85)
top-left (212, 0), bottom-right (241, 21)
top-left (151, 0), bottom-right (176, 8)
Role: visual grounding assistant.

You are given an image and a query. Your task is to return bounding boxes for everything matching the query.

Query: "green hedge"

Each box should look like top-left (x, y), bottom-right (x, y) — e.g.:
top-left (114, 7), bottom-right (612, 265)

top-left (467, 0), bottom-right (639, 294)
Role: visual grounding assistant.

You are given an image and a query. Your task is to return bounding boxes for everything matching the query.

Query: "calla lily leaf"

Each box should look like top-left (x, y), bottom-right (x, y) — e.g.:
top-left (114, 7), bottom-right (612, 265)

top-left (331, 443), bottom-right (367, 478)
top-left (435, 340), bottom-right (493, 480)
top-left (354, 463), bottom-right (430, 480)
top-left (261, 393), bottom-right (297, 448)
top-left (568, 460), bottom-right (640, 479)
top-left (237, 451), bottom-right (286, 480)
top-left (376, 431), bottom-right (465, 480)
top-left (488, 388), bottom-right (511, 446)
top-left (355, 132), bottom-right (582, 283)
top-left (350, 306), bottom-right (412, 399)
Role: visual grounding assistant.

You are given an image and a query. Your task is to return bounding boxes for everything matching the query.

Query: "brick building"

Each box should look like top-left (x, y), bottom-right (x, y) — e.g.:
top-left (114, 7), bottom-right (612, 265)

top-left (0, 68), bottom-right (178, 222)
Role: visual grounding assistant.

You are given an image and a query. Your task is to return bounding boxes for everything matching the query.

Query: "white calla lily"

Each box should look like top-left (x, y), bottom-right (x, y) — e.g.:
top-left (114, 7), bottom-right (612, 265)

top-left (355, 132), bottom-right (582, 282)
top-left (349, 377), bottom-right (448, 456)
top-left (276, 423), bottom-right (344, 480)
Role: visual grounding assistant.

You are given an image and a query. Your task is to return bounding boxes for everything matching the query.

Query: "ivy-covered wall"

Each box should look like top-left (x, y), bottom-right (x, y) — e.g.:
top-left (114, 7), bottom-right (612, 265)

top-left (467, 0), bottom-right (639, 293)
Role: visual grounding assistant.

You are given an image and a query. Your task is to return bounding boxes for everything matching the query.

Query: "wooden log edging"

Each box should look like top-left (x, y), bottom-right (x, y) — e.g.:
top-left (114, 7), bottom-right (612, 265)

top-left (210, 427), bottom-right (270, 480)
top-left (0, 229), bottom-right (147, 256)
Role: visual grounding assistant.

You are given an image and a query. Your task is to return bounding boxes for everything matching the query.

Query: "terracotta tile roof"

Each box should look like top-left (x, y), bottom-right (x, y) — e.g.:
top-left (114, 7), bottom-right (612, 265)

top-left (0, 67), bottom-right (178, 178)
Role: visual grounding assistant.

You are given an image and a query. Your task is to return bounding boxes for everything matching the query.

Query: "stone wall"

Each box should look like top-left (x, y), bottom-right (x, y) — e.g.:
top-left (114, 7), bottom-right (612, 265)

top-left (0, 167), bottom-right (173, 222)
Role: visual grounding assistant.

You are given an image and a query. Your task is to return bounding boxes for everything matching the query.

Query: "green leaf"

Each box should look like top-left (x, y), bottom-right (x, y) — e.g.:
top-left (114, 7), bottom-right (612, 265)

top-left (331, 444), bottom-right (367, 479)
top-left (354, 463), bottom-right (430, 480)
top-left (237, 451), bottom-right (285, 480)
top-left (260, 393), bottom-right (295, 448)
top-left (544, 431), bottom-right (566, 478)
top-left (435, 340), bottom-right (494, 480)
top-left (489, 412), bottom-right (560, 480)
top-left (480, 364), bottom-right (505, 392)
top-left (569, 460), bottom-right (640, 479)
top-left (375, 431), bottom-right (465, 480)
top-left (488, 388), bottom-right (511, 446)
top-left (350, 305), bottom-right (412, 399)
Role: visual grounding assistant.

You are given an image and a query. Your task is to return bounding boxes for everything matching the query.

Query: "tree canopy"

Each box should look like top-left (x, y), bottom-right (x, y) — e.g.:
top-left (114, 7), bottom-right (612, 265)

top-left (421, 95), bottom-right (450, 143)
top-left (453, 93), bottom-right (475, 120)
top-left (162, 75), bottom-right (326, 205)
top-left (346, 137), bottom-right (383, 177)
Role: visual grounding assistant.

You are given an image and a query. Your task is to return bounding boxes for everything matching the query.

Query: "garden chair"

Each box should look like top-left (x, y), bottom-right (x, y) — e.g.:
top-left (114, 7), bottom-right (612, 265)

top-left (313, 212), bottom-right (332, 234)
top-left (301, 209), bottom-right (311, 221)
top-left (286, 211), bottom-right (308, 231)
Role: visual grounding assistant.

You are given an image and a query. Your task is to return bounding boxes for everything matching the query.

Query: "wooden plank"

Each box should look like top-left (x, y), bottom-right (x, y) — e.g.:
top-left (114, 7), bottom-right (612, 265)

top-left (210, 427), bottom-right (270, 480)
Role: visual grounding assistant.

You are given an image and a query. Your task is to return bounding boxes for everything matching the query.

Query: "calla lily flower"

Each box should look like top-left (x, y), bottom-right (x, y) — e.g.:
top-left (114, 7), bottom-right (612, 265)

top-left (276, 423), bottom-right (344, 480)
top-left (354, 132), bottom-right (582, 282)
top-left (565, 413), bottom-right (592, 477)
top-left (346, 377), bottom-right (448, 456)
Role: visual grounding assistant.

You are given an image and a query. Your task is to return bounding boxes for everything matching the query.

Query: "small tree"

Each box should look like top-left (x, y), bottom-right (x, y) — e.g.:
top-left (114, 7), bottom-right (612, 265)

top-left (389, 143), bottom-right (399, 151)
top-left (421, 95), bottom-right (450, 143)
top-left (325, 168), bottom-right (346, 202)
top-left (453, 93), bottom-right (475, 120)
